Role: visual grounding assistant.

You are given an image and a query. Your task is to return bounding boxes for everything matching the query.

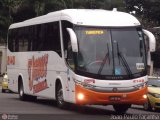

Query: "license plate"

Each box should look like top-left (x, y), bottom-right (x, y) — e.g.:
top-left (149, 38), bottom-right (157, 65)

top-left (109, 96), bottom-right (121, 101)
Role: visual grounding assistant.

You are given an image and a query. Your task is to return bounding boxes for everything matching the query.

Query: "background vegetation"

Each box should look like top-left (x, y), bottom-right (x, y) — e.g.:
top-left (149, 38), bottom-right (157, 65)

top-left (0, 0), bottom-right (160, 50)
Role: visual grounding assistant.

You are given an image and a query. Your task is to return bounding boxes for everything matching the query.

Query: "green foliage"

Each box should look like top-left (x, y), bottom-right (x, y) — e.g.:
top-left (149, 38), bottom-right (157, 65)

top-left (0, 0), bottom-right (23, 41)
top-left (125, 0), bottom-right (160, 28)
top-left (0, 0), bottom-right (160, 44)
top-left (125, 0), bottom-right (160, 51)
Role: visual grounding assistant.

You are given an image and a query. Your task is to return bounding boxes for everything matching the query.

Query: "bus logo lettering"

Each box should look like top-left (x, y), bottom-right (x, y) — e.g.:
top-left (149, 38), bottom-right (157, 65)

top-left (133, 79), bottom-right (144, 83)
top-left (85, 30), bottom-right (104, 35)
top-left (28, 54), bottom-right (49, 93)
top-left (7, 56), bottom-right (15, 65)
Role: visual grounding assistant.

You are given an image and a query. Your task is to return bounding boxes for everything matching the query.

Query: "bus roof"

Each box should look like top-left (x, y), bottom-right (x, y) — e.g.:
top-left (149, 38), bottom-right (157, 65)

top-left (9, 9), bottom-right (140, 29)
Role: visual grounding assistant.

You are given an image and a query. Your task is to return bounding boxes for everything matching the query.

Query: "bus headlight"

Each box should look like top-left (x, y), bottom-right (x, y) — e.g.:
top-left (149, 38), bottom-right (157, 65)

top-left (143, 94), bottom-right (147, 99)
top-left (77, 93), bottom-right (84, 100)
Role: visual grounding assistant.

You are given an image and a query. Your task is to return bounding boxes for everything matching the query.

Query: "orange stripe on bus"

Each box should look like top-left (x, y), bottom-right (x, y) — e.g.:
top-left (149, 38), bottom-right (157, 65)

top-left (75, 84), bottom-right (147, 105)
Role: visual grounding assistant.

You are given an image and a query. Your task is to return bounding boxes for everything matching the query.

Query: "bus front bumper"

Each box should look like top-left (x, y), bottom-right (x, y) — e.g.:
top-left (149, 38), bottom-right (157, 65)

top-left (75, 84), bottom-right (147, 105)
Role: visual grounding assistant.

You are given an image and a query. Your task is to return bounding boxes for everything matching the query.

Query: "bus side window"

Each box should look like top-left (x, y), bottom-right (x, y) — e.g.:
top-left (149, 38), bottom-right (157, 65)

top-left (15, 29), bottom-right (19, 52)
top-left (8, 29), bottom-right (14, 52)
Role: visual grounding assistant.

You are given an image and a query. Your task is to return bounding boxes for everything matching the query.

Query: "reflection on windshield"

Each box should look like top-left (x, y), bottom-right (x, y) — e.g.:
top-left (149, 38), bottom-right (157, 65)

top-left (75, 27), bottom-right (146, 79)
top-left (76, 28), bottom-right (113, 75)
top-left (112, 28), bottom-right (146, 77)
top-left (115, 41), bottom-right (132, 77)
top-left (98, 43), bottom-right (110, 75)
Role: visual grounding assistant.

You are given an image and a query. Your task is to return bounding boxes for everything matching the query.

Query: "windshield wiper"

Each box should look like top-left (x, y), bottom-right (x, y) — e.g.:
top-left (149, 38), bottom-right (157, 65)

top-left (116, 42), bottom-right (132, 77)
top-left (98, 43), bottom-right (110, 75)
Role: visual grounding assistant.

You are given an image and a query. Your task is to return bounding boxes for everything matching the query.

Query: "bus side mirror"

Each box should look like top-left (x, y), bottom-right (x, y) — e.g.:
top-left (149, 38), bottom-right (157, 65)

top-left (143, 29), bottom-right (156, 52)
top-left (66, 28), bottom-right (78, 52)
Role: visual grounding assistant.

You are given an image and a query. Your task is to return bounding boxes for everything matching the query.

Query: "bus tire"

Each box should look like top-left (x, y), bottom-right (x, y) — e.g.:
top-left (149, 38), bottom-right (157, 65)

top-left (19, 81), bottom-right (28, 101)
top-left (113, 104), bottom-right (131, 114)
top-left (56, 83), bottom-right (67, 109)
top-left (143, 99), bottom-right (152, 111)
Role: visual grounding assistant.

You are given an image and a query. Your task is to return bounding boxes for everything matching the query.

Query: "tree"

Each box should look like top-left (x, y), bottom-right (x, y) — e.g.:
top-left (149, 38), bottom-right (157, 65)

top-left (0, 0), bottom-right (23, 42)
top-left (125, 0), bottom-right (160, 51)
top-left (4, 0), bottom-right (160, 44)
top-left (125, 0), bottom-right (160, 28)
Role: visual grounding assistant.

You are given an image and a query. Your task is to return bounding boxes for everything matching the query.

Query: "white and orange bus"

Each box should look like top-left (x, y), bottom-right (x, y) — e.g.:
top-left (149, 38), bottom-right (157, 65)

top-left (7, 9), bottom-right (156, 114)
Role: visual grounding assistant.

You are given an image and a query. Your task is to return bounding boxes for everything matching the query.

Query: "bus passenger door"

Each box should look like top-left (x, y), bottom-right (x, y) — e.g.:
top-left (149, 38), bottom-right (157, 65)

top-left (67, 68), bottom-right (76, 103)
top-left (65, 40), bottom-right (76, 103)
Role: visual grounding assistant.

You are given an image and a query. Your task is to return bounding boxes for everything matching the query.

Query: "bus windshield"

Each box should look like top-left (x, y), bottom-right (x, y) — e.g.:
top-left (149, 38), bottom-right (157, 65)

top-left (74, 26), bottom-right (146, 79)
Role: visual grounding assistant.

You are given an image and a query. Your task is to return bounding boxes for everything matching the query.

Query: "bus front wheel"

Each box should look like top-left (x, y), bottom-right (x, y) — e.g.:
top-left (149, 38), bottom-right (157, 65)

top-left (56, 83), bottom-right (67, 108)
top-left (113, 104), bottom-right (131, 114)
top-left (143, 99), bottom-right (152, 111)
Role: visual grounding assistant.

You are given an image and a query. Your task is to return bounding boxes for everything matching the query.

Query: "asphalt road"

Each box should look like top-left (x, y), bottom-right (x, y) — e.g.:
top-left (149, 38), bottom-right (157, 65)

top-left (0, 87), bottom-right (160, 120)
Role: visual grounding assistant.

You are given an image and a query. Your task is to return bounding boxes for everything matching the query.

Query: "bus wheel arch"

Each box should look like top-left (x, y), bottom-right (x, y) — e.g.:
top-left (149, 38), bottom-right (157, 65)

top-left (18, 75), bottom-right (22, 93)
top-left (55, 79), bottom-right (67, 108)
top-left (18, 75), bottom-right (37, 101)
